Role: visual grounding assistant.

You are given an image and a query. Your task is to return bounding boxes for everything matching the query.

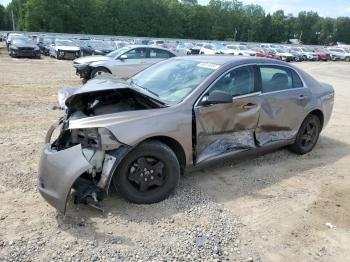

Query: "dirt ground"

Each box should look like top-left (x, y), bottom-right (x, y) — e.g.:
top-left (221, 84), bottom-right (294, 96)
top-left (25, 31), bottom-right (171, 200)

top-left (0, 42), bottom-right (349, 261)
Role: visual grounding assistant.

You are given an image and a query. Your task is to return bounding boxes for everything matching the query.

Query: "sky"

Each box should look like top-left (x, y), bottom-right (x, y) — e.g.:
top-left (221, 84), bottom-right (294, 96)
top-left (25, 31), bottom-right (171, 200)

top-left (1, 0), bottom-right (349, 18)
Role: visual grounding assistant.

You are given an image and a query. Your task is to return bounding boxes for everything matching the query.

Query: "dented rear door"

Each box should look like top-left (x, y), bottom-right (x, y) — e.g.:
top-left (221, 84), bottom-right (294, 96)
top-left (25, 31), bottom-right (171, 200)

top-left (255, 65), bottom-right (312, 145)
top-left (194, 65), bottom-right (261, 164)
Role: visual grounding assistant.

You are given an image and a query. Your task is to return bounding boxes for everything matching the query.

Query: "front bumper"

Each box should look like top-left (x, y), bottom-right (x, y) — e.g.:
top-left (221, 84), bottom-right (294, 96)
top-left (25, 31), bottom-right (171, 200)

top-left (13, 49), bottom-right (40, 57)
top-left (74, 63), bottom-right (91, 79)
top-left (38, 144), bottom-right (92, 213)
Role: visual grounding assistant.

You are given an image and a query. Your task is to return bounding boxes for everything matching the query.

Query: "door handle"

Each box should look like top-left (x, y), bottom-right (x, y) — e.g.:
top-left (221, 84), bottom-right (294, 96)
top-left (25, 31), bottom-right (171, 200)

top-left (298, 95), bottom-right (309, 100)
top-left (242, 103), bottom-right (256, 109)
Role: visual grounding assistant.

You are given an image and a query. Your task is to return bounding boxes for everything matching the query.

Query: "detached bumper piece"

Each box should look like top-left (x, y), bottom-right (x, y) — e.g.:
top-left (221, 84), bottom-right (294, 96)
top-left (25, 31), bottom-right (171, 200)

top-left (38, 144), bottom-right (93, 213)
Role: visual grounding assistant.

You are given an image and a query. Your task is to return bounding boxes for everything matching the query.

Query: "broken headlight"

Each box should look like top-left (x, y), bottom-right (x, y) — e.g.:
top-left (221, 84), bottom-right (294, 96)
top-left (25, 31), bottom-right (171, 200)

top-left (70, 127), bottom-right (122, 151)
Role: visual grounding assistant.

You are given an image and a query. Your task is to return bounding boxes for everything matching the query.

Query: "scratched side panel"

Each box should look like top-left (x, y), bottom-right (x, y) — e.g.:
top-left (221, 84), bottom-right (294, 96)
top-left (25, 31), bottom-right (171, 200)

top-left (255, 88), bottom-right (312, 146)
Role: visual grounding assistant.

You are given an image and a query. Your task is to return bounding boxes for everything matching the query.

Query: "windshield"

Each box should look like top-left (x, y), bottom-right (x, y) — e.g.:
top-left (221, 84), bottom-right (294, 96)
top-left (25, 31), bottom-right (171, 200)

top-left (215, 44), bottom-right (226, 50)
top-left (90, 41), bottom-right (112, 49)
top-left (56, 40), bottom-right (76, 46)
top-left (128, 59), bottom-right (217, 104)
top-left (106, 47), bottom-right (130, 58)
top-left (12, 38), bottom-right (34, 45)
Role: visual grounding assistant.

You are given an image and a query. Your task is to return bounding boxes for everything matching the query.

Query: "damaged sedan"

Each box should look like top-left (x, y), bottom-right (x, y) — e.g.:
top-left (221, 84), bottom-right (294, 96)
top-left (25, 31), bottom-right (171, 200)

top-left (38, 56), bottom-right (334, 213)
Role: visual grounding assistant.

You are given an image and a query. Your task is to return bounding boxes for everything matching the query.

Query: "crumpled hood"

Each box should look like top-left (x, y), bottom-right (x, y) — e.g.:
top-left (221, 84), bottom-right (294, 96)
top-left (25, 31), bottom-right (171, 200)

top-left (68, 107), bottom-right (162, 130)
top-left (56, 45), bottom-right (80, 51)
top-left (65, 78), bottom-right (130, 107)
top-left (74, 55), bottom-right (111, 64)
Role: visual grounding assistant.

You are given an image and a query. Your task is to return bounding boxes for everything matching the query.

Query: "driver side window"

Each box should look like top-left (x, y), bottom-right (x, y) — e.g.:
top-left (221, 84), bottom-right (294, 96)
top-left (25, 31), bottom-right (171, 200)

top-left (210, 66), bottom-right (256, 97)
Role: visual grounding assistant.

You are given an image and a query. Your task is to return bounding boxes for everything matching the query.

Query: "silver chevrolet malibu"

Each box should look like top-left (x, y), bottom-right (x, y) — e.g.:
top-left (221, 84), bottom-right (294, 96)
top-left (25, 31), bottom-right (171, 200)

top-left (38, 56), bottom-right (334, 213)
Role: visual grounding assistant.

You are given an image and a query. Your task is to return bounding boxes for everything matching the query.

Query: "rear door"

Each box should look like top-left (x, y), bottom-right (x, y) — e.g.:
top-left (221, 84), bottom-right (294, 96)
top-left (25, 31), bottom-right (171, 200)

top-left (147, 48), bottom-right (175, 65)
top-left (194, 65), bottom-right (261, 164)
top-left (255, 65), bottom-right (312, 145)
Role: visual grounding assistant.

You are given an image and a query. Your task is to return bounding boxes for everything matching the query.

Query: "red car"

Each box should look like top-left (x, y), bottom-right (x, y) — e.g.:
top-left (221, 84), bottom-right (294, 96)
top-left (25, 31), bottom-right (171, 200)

top-left (310, 47), bottom-right (330, 61)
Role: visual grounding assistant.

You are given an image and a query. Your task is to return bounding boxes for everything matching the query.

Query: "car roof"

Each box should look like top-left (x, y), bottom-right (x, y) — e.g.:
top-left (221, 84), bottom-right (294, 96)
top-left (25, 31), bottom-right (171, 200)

top-left (172, 55), bottom-right (290, 67)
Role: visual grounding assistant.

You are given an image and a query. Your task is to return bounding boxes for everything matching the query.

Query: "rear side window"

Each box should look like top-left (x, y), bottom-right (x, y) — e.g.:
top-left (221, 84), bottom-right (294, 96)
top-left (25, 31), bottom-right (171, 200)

top-left (260, 66), bottom-right (293, 93)
top-left (149, 48), bottom-right (173, 58)
top-left (292, 70), bottom-right (303, 88)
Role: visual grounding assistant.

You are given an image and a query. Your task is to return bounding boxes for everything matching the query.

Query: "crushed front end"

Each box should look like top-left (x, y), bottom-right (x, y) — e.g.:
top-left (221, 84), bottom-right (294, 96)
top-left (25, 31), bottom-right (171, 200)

top-left (38, 118), bottom-right (130, 213)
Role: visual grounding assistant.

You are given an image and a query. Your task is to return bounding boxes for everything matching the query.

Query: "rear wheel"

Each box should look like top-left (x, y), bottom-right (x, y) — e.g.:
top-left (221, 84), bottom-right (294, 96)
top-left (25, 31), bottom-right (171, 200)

top-left (113, 140), bottom-right (180, 204)
top-left (345, 57), bottom-right (350, 62)
top-left (90, 67), bottom-right (111, 78)
top-left (289, 114), bottom-right (321, 155)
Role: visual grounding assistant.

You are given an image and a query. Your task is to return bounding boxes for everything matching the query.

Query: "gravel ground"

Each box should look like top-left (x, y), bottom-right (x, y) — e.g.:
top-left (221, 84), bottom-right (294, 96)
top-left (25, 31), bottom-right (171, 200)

top-left (0, 42), bottom-right (349, 262)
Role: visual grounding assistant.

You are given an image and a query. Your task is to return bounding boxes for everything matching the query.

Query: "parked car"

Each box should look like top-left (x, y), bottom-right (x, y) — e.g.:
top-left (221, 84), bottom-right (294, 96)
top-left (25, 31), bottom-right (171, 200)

top-left (268, 48), bottom-right (294, 62)
top-left (73, 45), bottom-right (176, 82)
top-left (49, 39), bottom-right (81, 60)
top-left (214, 43), bottom-right (236, 55)
top-left (226, 45), bottom-right (256, 56)
top-left (148, 39), bottom-right (165, 46)
top-left (8, 37), bottom-right (41, 58)
top-left (80, 40), bottom-right (114, 56)
top-left (38, 56), bottom-right (334, 213)
top-left (287, 48), bottom-right (304, 62)
top-left (38, 36), bottom-right (55, 55)
top-left (327, 47), bottom-right (350, 62)
top-left (176, 42), bottom-right (194, 56)
top-left (309, 47), bottom-right (330, 61)
top-left (199, 43), bottom-right (221, 55)
top-left (6, 33), bottom-right (25, 49)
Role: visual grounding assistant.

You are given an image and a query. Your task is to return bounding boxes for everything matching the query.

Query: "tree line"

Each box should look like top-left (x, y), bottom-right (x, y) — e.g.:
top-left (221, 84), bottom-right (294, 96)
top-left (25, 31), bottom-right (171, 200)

top-left (1, 0), bottom-right (350, 45)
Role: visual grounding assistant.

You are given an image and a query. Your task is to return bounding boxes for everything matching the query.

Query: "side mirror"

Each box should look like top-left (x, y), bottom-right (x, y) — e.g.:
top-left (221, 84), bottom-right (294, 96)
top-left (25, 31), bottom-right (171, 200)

top-left (119, 54), bottom-right (128, 61)
top-left (202, 90), bottom-right (232, 105)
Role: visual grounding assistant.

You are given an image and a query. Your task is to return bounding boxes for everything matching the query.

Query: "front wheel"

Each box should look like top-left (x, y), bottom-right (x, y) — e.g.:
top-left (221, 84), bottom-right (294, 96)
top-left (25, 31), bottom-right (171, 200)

top-left (289, 114), bottom-right (321, 155)
top-left (113, 140), bottom-right (180, 204)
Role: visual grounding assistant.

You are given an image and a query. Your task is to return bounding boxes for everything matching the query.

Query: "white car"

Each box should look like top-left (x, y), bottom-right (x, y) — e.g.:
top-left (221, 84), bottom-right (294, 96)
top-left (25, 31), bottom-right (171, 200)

top-left (226, 45), bottom-right (256, 56)
top-left (199, 44), bottom-right (221, 55)
top-left (148, 40), bottom-right (165, 46)
top-left (73, 45), bottom-right (176, 82)
top-left (327, 47), bottom-right (350, 62)
top-left (49, 39), bottom-right (81, 60)
top-left (176, 43), bottom-right (194, 56)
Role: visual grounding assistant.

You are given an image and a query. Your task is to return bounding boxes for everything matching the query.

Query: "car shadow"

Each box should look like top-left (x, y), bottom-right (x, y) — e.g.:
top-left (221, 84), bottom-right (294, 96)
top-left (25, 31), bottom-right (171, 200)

top-left (55, 135), bottom-right (350, 242)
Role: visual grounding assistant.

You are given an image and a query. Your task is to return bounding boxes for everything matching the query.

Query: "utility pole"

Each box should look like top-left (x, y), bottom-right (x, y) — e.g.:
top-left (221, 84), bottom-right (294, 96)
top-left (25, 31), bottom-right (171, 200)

top-left (11, 10), bottom-right (16, 31)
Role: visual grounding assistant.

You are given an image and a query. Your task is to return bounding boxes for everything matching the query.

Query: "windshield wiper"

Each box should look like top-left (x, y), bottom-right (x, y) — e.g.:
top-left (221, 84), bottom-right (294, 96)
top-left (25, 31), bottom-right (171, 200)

top-left (130, 79), bottom-right (160, 98)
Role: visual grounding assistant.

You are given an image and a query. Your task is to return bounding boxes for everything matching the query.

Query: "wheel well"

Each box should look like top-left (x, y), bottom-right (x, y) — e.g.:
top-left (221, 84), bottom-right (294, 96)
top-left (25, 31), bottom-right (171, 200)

top-left (91, 66), bottom-right (112, 74)
top-left (309, 109), bottom-right (324, 129)
top-left (144, 136), bottom-right (186, 174)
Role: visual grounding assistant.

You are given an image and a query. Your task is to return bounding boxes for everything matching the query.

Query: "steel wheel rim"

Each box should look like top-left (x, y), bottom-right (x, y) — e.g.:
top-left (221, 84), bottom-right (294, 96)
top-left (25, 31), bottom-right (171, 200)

top-left (300, 120), bottom-right (318, 149)
top-left (127, 156), bottom-right (166, 192)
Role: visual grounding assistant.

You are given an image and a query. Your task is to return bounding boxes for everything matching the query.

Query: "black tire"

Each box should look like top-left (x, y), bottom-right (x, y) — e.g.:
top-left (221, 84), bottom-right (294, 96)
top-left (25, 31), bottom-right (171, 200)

top-left (345, 57), bottom-right (350, 62)
top-left (90, 67), bottom-right (111, 78)
top-left (289, 114), bottom-right (321, 155)
top-left (113, 140), bottom-right (180, 204)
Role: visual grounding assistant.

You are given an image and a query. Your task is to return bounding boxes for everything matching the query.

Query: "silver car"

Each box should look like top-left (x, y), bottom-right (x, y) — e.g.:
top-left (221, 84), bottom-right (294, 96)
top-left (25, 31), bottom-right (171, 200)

top-left (38, 56), bottom-right (334, 213)
top-left (73, 45), bottom-right (176, 82)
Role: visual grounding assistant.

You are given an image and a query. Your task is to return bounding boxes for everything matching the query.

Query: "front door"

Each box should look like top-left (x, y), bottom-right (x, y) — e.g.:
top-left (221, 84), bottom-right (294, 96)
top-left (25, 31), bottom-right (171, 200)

top-left (194, 65), bottom-right (261, 164)
top-left (110, 48), bottom-right (148, 79)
